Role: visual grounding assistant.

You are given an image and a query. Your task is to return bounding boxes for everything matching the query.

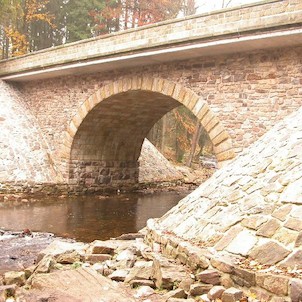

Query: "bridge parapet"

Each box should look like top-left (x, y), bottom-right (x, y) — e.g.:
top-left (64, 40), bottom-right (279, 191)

top-left (0, 0), bottom-right (302, 81)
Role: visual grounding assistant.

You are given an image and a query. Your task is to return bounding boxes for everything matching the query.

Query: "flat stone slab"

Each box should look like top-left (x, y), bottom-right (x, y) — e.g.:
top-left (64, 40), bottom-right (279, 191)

top-left (29, 267), bottom-right (138, 302)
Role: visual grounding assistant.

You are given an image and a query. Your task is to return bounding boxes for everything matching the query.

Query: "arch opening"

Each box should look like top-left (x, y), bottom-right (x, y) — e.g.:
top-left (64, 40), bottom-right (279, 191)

top-left (62, 78), bottom-right (235, 191)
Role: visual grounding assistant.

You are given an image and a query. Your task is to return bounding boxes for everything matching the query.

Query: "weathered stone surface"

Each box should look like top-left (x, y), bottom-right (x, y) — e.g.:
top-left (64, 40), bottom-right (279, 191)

top-left (196, 269), bottom-right (220, 285)
top-left (273, 227), bottom-right (299, 246)
top-left (124, 266), bottom-right (153, 283)
top-left (84, 254), bottom-right (112, 263)
top-left (4, 271), bottom-right (26, 286)
top-left (221, 288), bottom-right (243, 302)
top-left (241, 215), bottom-right (268, 230)
top-left (215, 226), bottom-right (243, 251)
top-left (249, 241), bottom-right (290, 265)
top-left (129, 279), bottom-right (155, 288)
top-left (284, 218), bottom-right (302, 231)
top-left (226, 230), bottom-right (258, 256)
top-left (210, 255), bottom-right (236, 274)
top-left (189, 283), bottom-right (213, 296)
top-left (87, 240), bottom-right (116, 255)
top-left (152, 259), bottom-right (188, 290)
top-left (207, 285), bottom-right (226, 300)
top-left (108, 269), bottom-right (129, 282)
top-left (0, 285), bottom-right (16, 301)
top-left (37, 240), bottom-right (87, 262)
top-left (280, 179), bottom-right (302, 204)
top-left (290, 278), bottom-right (302, 302)
top-left (279, 250), bottom-right (302, 269)
top-left (295, 232), bottom-right (302, 247)
top-left (30, 267), bottom-right (137, 301)
top-left (163, 288), bottom-right (187, 300)
top-left (232, 267), bottom-right (255, 288)
top-left (272, 205), bottom-right (293, 221)
top-left (134, 285), bottom-right (154, 298)
top-left (256, 218), bottom-right (281, 237)
top-left (256, 273), bottom-right (289, 296)
top-left (56, 251), bottom-right (82, 264)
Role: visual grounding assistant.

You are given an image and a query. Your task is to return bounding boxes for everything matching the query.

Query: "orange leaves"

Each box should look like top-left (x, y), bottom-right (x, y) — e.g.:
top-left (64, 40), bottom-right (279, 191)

top-left (4, 27), bottom-right (28, 57)
top-left (25, 0), bottom-right (54, 27)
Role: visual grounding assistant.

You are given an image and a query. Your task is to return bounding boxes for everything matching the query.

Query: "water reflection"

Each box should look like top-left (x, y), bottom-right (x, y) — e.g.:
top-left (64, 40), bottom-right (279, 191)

top-left (0, 192), bottom-right (185, 242)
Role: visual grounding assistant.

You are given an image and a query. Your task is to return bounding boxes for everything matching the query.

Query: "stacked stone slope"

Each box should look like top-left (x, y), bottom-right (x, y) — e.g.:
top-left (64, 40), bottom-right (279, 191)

top-left (0, 81), bottom-right (61, 187)
top-left (146, 106), bottom-right (302, 300)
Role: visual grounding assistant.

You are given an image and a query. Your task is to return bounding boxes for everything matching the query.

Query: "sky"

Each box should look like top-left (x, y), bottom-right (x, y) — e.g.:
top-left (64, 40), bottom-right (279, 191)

top-left (195, 0), bottom-right (261, 13)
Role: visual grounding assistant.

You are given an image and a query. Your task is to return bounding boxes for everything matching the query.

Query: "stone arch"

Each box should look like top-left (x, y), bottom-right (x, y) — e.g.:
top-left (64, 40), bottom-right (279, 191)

top-left (59, 77), bottom-right (235, 187)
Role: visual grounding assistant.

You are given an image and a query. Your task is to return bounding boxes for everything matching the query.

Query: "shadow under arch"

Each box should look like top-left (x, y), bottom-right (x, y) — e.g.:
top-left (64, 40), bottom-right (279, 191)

top-left (59, 77), bottom-right (235, 188)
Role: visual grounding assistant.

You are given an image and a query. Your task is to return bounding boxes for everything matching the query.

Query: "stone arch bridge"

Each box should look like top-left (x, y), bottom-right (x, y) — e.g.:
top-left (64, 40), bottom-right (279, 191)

top-left (0, 0), bottom-right (302, 192)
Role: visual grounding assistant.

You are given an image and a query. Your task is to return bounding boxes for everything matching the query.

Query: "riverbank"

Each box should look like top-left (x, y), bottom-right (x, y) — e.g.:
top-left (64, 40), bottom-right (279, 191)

top-left (0, 230), bottom-right (248, 302)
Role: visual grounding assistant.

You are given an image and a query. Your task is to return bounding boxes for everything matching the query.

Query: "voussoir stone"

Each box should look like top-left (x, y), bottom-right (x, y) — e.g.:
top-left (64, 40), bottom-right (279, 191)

top-left (249, 241), bottom-right (290, 265)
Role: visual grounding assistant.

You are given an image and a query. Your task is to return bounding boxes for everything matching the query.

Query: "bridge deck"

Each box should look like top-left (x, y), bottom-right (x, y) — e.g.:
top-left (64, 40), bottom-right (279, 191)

top-left (0, 0), bottom-right (302, 81)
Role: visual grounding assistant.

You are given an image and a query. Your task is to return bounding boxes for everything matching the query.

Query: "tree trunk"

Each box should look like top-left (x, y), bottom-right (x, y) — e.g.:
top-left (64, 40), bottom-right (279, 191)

top-left (186, 121), bottom-right (201, 167)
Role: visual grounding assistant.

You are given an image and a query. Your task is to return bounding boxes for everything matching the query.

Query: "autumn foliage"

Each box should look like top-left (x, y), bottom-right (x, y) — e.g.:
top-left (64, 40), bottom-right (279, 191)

top-left (1, 0), bottom-right (196, 58)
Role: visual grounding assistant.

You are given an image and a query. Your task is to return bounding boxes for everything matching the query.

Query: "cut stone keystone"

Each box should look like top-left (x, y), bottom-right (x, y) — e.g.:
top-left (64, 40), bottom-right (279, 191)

top-left (196, 269), bottom-right (220, 285)
top-left (290, 278), bottom-right (302, 302)
top-left (221, 287), bottom-right (243, 302)
top-left (4, 271), bottom-right (26, 286)
top-left (249, 241), bottom-right (290, 265)
top-left (189, 283), bottom-right (213, 296)
top-left (207, 285), bottom-right (226, 300)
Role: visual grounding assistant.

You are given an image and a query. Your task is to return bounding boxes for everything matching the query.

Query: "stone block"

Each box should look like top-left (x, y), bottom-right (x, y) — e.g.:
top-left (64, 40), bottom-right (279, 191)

top-left (256, 218), bottom-right (281, 237)
top-left (221, 287), bottom-right (243, 302)
top-left (196, 269), bottom-right (220, 285)
top-left (279, 250), bottom-right (302, 269)
top-left (256, 273), bottom-right (289, 296)
top-left (249, 241), bottom-right (290, 265)
top-left (207, 285), bottom-right (226, 300)
top-left (4, 271), bottom-right (26, 286)
top-left (232, 267), bottom-right (255, 287)
top-left (290, 278), bottom-right (302, 302)
top-left (189, 283), bottom-right (213, 296)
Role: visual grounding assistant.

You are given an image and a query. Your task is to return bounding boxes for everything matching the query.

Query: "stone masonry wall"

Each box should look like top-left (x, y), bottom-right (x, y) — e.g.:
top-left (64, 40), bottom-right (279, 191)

top-left (0, 81), bottom-right (61, 189)
top-left (0, 0), bottom-right (301, 76)
top-left (17, 46), bottom-right (302, 173)
top-left (146, 106), bottom-right (302, 300)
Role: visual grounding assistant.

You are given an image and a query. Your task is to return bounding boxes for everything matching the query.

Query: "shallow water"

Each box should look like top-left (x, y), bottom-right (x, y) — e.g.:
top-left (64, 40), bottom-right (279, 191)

top-left (0, 192), bottom-right (186, 242)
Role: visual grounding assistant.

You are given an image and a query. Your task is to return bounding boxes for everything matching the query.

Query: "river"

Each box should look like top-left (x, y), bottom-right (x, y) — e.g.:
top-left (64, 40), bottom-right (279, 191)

top-left (0, 191), bottom-right (187, 242)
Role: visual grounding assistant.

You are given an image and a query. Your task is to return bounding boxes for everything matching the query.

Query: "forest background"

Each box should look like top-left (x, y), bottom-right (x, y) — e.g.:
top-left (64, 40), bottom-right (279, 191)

top-left (0, 0), bottom-right (252, 166)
